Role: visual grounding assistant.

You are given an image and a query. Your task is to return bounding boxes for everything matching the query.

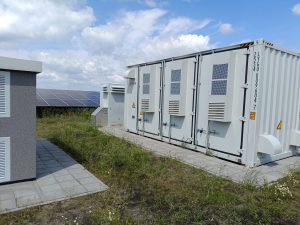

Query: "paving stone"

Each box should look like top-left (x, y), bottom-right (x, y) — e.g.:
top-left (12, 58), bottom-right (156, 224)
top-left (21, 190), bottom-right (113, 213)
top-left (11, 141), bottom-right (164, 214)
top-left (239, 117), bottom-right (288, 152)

top-left (41, 189), bottom-right (67, 201)
top-left (63, 185), bottom-right (87, 196)
top-left (67, 164), bottom-right (84, 170)
top-left (0, 191), bottom-right (14, 201)
top-left (14, 189), bottom-right (39, 198)
top-left (39, 183), bottom-right (62, 193)
top-left (84, 182), bottom-right (107, 193)
top-left (79, 176), bottom-right (100, 185)
top-left (37, 175), bottom-right (57, 186)
top-left (16, 194), bottom-right (42, 208)
top-left (72, 171), bottom-right (92, 180)
top-left (54, 174), bottom-right (74, 182)
top-left (59, 180), bottom-right (81, 189)
top-left (0, 199), bottom-right (17, 211)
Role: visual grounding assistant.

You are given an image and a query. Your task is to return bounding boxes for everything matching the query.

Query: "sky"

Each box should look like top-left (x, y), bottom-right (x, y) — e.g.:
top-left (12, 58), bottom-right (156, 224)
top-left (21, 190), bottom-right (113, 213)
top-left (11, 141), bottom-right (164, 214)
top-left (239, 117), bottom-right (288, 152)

top-left (0, 0), bottom-right (299, 91)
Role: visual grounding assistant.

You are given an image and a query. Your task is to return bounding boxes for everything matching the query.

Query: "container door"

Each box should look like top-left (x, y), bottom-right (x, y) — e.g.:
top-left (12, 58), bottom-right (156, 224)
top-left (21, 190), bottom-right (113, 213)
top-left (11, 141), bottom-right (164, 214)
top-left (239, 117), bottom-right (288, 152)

top-left (138, 63), bottom-right (162, 135)
top-left (162, 57), bottom-right (197, 142)
top-left (196, 49), bottom-right (248, 155)
top-left (124, 68), bottom-right (138, 132)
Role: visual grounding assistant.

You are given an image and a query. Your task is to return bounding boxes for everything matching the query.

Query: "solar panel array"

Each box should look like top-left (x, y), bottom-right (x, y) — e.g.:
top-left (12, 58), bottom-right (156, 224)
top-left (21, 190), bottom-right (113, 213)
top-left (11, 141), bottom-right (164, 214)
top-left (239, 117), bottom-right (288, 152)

top-left (36, 89), bottom-right (100, 107)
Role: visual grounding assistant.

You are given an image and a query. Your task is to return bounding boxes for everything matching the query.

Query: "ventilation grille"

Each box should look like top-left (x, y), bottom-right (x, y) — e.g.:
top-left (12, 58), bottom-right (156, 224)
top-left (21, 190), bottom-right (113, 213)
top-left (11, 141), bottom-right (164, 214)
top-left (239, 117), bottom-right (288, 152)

top-left (0, 75), bottom-right (6, 114)
top-left (169, 100), bottom-right (180, 114)
top-left (0, 140), bottom-right (7, 180)
top-left (211, 80), bottom-right (227, 95)
top-left (212, 64), bottom-right (228, 80)
top-left (141, 99), bottom-right (149, 111)
top-left (211, 63), bottom-right (228, 96)
top-left (102, 86), bottom-right (108, 92)
top-left (100, 107), bottom-right (108, 114)
top-left (111, 87), bottom-right (125, 93)
top-left (208, 102), bottom-right (225, 120)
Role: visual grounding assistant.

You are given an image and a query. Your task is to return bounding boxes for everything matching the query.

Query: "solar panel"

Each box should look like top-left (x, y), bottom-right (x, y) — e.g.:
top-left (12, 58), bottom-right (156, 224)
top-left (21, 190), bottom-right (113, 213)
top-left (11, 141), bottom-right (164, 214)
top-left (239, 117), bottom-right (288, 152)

top-left (36, 89), bottom-right (100, 107)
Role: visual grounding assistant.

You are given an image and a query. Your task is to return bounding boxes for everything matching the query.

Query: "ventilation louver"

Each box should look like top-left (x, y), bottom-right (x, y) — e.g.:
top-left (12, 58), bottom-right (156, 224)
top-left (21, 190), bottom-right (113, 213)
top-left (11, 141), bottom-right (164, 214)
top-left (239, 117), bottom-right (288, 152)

top-left (111, 87), bottom-right (125, 93)
top-left (0, 139), bottom-right (7, 181)
top-left (141, 99), bottom-right (150, 112)
top-left (0, 75), bottom-right (6, 115)
top-left (102, 86), bottom-right (108, 92)
top-left (169, 100), bottom-right (180, 115)
top-left (208, 102), bottom-right (225, 120)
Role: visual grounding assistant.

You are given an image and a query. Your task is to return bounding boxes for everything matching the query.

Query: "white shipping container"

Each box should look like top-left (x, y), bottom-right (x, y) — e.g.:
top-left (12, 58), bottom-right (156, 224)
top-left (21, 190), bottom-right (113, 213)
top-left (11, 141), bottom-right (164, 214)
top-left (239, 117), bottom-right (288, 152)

top-left (124, 40), bottom-right (300, 167)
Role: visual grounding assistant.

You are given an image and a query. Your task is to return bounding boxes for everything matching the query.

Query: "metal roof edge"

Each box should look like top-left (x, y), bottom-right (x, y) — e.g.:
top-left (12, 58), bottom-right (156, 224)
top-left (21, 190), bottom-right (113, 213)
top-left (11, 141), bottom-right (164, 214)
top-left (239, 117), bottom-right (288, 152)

top-left (127, 39), bottom-right (300, 68)
top-left (127, 41), bottom-right (254, 68)
top-left (101, 83), bottom-right (125, 88)
top-left (259, 40), bottom-right (300, 57)
top-left (0, 56), bottom-right (42, 73)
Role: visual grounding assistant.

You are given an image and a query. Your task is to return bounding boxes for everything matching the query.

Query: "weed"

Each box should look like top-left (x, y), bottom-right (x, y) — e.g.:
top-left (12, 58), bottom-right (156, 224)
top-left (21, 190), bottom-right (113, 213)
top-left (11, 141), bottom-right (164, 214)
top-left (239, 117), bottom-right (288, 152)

top-left (205, 148), bottom-right (214, 157)
top-left (0, 113), bottom-right (299, 225)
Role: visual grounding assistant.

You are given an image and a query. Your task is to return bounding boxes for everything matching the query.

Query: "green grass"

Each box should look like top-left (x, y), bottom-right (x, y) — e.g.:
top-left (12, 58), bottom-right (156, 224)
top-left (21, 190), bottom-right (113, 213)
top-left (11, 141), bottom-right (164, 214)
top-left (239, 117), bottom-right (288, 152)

top-left (0, 111), bottom-right (299, 225)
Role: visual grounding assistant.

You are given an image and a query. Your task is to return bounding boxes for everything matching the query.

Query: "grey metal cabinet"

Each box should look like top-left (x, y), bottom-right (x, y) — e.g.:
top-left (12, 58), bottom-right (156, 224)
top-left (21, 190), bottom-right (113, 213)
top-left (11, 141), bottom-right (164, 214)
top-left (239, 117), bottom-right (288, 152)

top-left (0, 57), bottom-right (42, 184)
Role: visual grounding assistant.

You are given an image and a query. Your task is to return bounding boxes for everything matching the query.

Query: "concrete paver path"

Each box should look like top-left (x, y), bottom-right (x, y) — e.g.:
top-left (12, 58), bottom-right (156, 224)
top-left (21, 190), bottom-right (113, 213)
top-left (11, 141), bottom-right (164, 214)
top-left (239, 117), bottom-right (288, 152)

top-left (0, 139), bottom-right (108, 214)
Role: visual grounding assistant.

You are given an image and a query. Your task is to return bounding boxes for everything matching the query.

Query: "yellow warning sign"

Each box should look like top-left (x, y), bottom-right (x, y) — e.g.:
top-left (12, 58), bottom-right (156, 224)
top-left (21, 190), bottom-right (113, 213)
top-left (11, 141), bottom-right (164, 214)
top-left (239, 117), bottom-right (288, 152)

top-left (140, 111), bottom-right (144, 116)
top-left (250, 112), bottom-right (256, 120)
top-left (132, 102), bottom-right (136, 108)
top-left (277, 120), bottom-right (282, 130)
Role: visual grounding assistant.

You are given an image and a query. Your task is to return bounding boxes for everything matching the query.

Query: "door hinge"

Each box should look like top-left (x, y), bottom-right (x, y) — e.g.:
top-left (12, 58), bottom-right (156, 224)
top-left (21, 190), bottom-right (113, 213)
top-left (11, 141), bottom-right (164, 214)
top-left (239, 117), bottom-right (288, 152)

top-left (244, 49), bottom-right (251, 55)
top-left (241, 83), bottom-right (249, 89)
top-left (240, 117), bottom-right (246, 122)
top-left (238, 148), bottom-right (245, 154)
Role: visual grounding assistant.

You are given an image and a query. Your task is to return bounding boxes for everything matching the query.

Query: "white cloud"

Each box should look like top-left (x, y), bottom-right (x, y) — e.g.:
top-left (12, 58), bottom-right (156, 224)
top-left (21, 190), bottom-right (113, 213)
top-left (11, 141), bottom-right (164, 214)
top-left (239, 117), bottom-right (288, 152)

top-left (144, 0), bottom-right (158, 7)
top-left (82, 8), bottom-right (167, 54)
top-left (0, 3), bottom-right (215, 91)
top-left (219, 23), bottom-right (234, 34)
top-left (292, 3), bottom-right (300, 15)
top-left (0, 0), bottom-right (95, 45)
top-left (82, 9), bottom-right (212, 60)
top-left (141, 34), bottom-right (211, 60)
top-left (160, 17), bottom-right (211, 36)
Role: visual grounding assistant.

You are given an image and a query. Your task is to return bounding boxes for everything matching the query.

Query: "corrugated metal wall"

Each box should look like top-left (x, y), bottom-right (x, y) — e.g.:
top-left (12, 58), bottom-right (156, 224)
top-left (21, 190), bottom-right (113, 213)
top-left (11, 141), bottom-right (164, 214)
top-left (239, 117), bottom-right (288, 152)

top-left (257, 46), bottom-right (300, 152)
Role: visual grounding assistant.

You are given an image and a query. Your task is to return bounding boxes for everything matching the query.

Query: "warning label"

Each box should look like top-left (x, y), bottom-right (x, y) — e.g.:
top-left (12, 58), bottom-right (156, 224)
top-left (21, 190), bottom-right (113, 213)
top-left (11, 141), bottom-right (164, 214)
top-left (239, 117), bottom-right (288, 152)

top-left (277, 121), bottom-right (282, 130)
top-left (250, 112), bottom-right (256, 120)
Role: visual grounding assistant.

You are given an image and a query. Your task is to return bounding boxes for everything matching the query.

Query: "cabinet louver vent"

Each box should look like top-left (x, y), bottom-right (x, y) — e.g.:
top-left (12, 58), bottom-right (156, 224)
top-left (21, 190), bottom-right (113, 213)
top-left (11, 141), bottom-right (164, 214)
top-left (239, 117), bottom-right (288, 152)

top-left (0, 140), bottom-right (7, 180)
top-left (111, 87), bottom-right (125, 93)
top-left (102, 87), bottom-right (108, 92)
top-left (141, 99), bottom-right (150, 111)
top-left (101, 107), bottom-right (108, 114)
top-left (208, 102), bottom-right (225, 120)
top-left (169, 100), bottom-right (180, 115)
top-left (0, 75), bottom-right (6, 114)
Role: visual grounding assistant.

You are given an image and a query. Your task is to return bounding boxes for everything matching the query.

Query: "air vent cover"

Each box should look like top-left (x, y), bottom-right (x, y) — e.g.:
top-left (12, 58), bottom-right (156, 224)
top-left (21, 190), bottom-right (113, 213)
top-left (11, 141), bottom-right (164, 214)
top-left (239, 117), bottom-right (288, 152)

top-left (0, 75), bottom-right (6, 114)
top-left (208, 102), bottom-right (225, 120)
top-left (169, 100), bottom-right (180, 115)
top-left (141, 99), bottom-right (150, 112)
top-left (0, 72), bottom-right (10, 118)
top-left (111, 87), bottom-right (125, 93)
top-left (0, 137), bottom-right (10, 182)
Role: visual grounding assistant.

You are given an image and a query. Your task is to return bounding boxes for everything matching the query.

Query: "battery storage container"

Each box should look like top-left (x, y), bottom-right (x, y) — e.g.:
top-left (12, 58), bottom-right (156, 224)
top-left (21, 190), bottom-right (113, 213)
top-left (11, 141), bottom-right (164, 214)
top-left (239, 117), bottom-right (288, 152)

top-left (124, 40), bottom-right (300, 167)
